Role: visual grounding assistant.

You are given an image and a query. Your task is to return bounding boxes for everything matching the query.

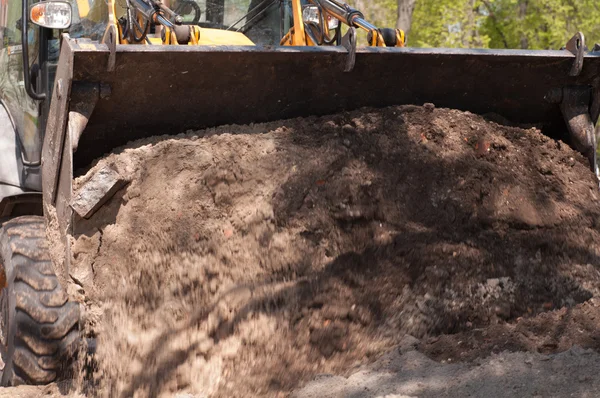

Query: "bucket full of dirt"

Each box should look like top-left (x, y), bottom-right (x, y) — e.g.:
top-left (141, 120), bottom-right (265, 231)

top-left (57, 104), bottom-right (600, 397)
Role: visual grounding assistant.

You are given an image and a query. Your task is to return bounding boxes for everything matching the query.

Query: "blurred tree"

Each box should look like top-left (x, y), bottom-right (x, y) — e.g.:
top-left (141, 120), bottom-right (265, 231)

top-left (409, 0), bottom-right (490, 47)
top-left (352, 0), bottom-right (397, 27)
top-left (355, 0), bottom-right (600, 49)
top-left (396, 0), bottom-right (417, 34)
top-left (481, 0), bottom-right (600, 49)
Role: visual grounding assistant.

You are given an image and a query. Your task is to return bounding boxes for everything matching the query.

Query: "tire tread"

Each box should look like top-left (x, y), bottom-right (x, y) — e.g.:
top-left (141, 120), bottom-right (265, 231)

top-left (0, 217), bottom-right (80, 385)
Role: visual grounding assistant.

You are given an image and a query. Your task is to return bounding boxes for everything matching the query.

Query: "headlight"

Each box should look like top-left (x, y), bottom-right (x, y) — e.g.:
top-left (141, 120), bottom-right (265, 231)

top-left (302, 5), bottom-right (320, 25)
top-left (326, 14), bottom-right (339, 30)
top-left (30, 1), bottom-right (72, 29)
top-left (303, 5), bottom-right (340, 30)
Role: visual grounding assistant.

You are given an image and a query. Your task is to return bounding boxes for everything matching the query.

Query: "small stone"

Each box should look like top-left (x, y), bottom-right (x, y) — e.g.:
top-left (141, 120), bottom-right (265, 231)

top-left (323, 305), bottom-right (350, 320)
top-left (416, 299), bottom-right (428, 314)
top-left (475, 139), bottom-right (491, 156)
top-left (198, 338), bottom-right (213, 354)
top-left (423, 102), bottom-right (435, 111)
top-left (399, 335), bottom-right (420, 353)
top-left (342, 124), bottom-right (357, 134)
top-left (494, 303), bottom-right (511, 319)
top-left (487, 278), bottom-right (500, 288)
top-left (342, 139), bottom-right (351, 147)
top-left (321, 120), bottom-right (337, 132)
top-left (71, 166), bottom-right (129, 218)
top-left (570, 345), bottom-right (590, 356)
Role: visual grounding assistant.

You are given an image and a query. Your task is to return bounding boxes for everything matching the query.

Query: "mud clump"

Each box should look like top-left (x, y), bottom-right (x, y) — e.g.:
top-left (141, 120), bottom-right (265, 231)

top-left (61, 105), bottom-right (600, 397)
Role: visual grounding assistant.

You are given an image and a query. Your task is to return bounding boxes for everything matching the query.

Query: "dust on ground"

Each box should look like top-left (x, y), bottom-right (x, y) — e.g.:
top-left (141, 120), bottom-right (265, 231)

top-left (40, 104), bottom-right (600, 397)
top-left (293, 336), bottom-right (600, 398)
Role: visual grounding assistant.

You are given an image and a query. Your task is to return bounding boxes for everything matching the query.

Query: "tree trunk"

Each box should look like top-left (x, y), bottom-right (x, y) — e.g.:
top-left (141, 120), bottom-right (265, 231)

top-left (396, 0), bottom-right (417, 34)
top-left (518, 0), bottom-right (529, 49)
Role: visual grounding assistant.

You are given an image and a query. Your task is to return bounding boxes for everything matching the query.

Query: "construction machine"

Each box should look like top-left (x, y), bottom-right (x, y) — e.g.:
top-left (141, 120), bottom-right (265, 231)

top-left (0, 0), bottom-right (599, 386)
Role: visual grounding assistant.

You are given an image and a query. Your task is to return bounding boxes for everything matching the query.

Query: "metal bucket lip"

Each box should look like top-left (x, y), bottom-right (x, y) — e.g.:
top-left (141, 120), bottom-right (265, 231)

top-left (71, 40), bottom-right (600, 59)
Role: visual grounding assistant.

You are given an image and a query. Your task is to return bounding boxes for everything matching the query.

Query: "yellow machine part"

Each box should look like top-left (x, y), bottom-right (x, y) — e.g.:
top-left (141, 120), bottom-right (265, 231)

top-left (148, 28), bottom-right (254, 46)
top-left (196, 28), bottom-right (254, 46)
top-left (75, 0), bottom-right (91, 18)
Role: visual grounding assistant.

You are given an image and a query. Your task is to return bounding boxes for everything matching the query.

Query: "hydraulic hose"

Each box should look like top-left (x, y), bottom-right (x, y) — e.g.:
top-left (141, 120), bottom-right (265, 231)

top-left (316, 0), bottom-right (363, 29)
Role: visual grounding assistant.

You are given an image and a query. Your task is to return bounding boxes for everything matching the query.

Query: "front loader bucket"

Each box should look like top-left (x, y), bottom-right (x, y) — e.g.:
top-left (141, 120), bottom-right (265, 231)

top-left (42, 35), bottom-right (600, 210)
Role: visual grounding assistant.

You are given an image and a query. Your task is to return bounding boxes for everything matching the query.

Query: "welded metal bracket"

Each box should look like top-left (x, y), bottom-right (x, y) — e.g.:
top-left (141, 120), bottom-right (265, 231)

top-left (341, 27), bottom-right (357, 72)
top-left (103, 24), bottom-right (118, 72)
top-left (68, 83), bottom-right (100, 153)
top-left (564, 32), bottom-right (586, 77)
top-left (546, 86), bottom-right (599, 180)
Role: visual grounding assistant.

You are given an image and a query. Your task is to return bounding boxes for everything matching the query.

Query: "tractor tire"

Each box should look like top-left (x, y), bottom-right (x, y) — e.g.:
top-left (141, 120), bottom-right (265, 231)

top-left (0, 216), bottom-right (80, 386)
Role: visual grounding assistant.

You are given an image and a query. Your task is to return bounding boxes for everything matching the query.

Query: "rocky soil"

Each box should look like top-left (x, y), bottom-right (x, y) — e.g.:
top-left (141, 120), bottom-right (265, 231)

top-left (10, 104), bottom-right (600, 397)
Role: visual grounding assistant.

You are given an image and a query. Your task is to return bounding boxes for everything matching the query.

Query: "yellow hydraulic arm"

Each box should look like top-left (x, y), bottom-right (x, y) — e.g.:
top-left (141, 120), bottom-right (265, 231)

top-left (282, 0), bottom-right (405, 47)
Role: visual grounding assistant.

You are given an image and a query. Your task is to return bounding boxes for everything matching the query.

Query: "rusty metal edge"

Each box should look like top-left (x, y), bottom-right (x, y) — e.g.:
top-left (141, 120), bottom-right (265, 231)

top-left (41, 34), bottom-right (76, 207)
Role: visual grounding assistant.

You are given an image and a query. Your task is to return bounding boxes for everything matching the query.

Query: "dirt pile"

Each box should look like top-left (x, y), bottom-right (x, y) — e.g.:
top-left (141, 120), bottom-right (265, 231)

top-left (60, 104), bottom-right (600, 397)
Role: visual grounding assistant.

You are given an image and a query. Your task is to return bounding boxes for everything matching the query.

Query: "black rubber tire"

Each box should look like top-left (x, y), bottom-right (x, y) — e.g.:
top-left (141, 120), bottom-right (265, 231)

top-left (0, 216), bottom-right (80, 386)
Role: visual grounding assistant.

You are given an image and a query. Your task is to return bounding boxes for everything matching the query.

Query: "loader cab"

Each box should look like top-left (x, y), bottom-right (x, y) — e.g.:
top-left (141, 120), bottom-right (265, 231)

top-left (172, 0), bottom-right (294, 45)
top-left (243, 0), bottom-right (293, 45)
top-left (68, 0), bottom-right (293, 46)
top-left (0, 0), bottom-right (69, 217)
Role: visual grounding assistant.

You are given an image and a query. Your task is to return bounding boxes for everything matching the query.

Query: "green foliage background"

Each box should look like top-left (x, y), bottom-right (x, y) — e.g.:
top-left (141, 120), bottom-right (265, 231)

top-left (362, 0), bottom-right (600, 50)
